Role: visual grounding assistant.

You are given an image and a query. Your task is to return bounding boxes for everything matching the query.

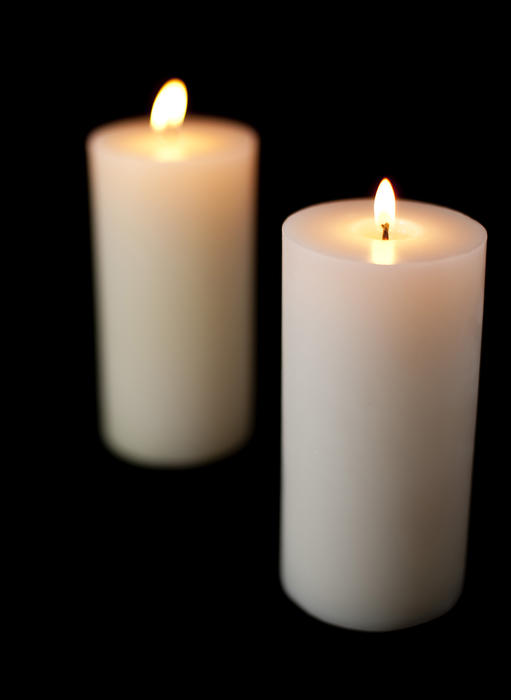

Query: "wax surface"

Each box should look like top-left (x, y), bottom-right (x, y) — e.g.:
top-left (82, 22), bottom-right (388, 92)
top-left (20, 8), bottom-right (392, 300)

top-left (87, 116), bottom-right (259, 466)
top-left (284, 198), bottom-right (485, 263)
top-left (281, 199), bottom-right (486, 631)
top-left (90, 116), bottom-right (256, 162)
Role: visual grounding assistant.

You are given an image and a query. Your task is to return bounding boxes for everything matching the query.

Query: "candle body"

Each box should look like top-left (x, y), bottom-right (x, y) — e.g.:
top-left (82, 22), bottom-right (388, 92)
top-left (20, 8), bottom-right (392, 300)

top-left (87, 117), bottom-right (259, 466)
top-left (281, 200), bottom-right (486, 631)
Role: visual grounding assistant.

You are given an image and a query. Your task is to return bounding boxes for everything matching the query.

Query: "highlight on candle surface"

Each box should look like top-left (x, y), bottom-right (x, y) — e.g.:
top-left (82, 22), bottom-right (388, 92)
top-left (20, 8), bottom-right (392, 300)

top-left (371, 239), bottom-right (396, 265)
top-left (150, 79), bottom-right (188, 131)
top-left (374, 178), bottom-right (396, 238)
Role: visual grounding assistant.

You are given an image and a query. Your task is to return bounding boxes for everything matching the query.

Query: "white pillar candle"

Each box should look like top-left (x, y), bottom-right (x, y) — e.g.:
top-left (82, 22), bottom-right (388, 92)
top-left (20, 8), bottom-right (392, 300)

top-left (281, 181), bottom-right (486, 631)
top-left (86, 80), bottom-right (259, 467)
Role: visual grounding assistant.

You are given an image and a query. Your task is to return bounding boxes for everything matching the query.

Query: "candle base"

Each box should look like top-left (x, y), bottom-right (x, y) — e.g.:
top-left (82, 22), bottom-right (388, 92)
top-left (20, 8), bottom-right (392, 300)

top-left (99, 425), bottom-right (253, 469)
top-left (280, 573), bottom-right (464, 633)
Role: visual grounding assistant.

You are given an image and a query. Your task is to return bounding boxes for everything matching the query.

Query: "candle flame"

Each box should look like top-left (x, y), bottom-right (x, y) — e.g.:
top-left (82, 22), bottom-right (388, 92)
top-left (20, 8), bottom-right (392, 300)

top-left (150, 79), bottom-right (188, 131)
top-left (374, 178), bottom-right (396, 237)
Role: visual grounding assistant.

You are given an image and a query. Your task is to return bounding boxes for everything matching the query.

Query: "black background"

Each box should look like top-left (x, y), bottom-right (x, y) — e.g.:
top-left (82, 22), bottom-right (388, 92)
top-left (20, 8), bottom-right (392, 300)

top-left (31, 7), bottom-right (507, 676)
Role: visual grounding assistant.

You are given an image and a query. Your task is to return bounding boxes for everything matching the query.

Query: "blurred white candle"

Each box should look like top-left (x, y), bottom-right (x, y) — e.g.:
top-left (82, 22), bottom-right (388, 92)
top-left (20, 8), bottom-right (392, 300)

top-left (281, 180), bottom-right (486, 631)
top-left (87, 80), bottom-right (259, 467)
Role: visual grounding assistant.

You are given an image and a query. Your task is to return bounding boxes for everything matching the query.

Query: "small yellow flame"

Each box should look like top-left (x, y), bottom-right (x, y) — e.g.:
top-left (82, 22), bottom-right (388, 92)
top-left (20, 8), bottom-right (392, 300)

top-left (374, 178), bottom-right (396, 236)
top-left (150, 79), bottom-right (188, 131)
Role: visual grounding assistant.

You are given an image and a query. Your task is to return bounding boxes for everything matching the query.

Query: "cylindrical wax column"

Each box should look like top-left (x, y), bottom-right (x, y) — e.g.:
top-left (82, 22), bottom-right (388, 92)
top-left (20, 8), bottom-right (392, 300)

top-left (281, 199), bottom-right (486, 631)
top-left (87, 116), bottom-right (259, 466)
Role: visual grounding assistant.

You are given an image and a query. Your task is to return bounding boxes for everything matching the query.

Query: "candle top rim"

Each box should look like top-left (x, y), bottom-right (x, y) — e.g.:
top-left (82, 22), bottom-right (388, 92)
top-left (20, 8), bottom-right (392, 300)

top-left (86, 115), bottom-right (259, 164)
top-left (283, 199), bottom-right (487, 265)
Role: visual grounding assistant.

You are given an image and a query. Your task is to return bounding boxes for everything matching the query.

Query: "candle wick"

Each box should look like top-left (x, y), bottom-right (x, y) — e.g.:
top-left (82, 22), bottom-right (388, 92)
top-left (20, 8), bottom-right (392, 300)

top-left (382, 223), bottom-right (390, 241)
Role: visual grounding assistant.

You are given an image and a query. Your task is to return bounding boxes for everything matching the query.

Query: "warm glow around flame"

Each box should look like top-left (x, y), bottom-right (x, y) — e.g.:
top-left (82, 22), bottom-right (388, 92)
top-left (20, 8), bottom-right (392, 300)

top-left (371, 239), bottom-right (396, 265)
top-left (150, 79), bottom-right (188, 131)
top-left (374, 178), bottom-right (396, 235)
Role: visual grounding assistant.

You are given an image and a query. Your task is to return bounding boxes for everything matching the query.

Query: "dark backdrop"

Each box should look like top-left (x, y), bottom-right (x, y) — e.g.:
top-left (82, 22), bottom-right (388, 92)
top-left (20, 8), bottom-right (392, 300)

top-left (37, 9), bottom-right (506, 674)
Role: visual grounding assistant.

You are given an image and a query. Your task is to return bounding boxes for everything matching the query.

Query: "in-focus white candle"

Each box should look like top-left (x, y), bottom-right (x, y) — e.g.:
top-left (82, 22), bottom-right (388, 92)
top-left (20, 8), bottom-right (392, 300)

top-left (281, 181), bottom-right (486, 631)
top-left (87, 80), bottom-right (259, 467)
